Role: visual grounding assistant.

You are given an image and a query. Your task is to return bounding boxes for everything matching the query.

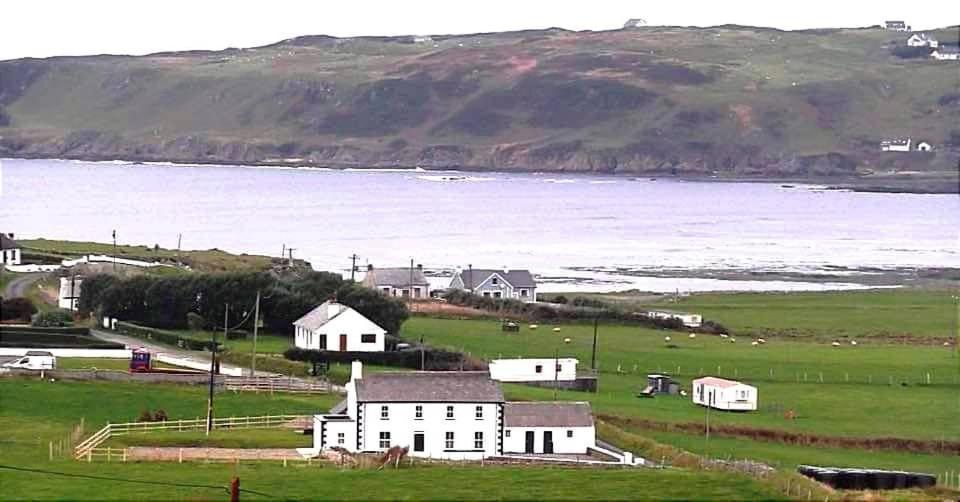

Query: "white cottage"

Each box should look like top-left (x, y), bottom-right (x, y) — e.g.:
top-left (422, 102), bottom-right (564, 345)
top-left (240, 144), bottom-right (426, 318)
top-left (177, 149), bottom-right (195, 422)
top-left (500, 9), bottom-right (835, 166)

top-left (692, 376), bottom-right (758, 411)
top-left (503, 402), bottom-right (596, 454)
top-left (906, 33), bottom-right (938, 48)
top-left (361, 264), bottom-right (431, 299)
top-left (489, 358), bottom-right (579, 383)
top-left (293, 301), bottom-right (387, 352)
top-left (58, 277), bottom-right (82, 311)
top-left (1, 233), bottom-right (22, 266)
top-left (314, 362), bottom-right (598, 460)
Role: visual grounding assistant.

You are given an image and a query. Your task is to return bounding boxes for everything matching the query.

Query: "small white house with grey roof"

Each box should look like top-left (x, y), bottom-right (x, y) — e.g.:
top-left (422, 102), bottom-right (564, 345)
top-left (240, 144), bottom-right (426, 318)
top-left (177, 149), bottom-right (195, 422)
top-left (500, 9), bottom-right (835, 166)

top-left (1, 233), bottom-right (22, 266)
top-left (361, 264), bottom-right (431, 299)
top-left (313, 362), bottom-right (600, 460)
top-left (449, 268), bottom-right (537, 302)
top-left (293, 301), bottom-right (387, 352)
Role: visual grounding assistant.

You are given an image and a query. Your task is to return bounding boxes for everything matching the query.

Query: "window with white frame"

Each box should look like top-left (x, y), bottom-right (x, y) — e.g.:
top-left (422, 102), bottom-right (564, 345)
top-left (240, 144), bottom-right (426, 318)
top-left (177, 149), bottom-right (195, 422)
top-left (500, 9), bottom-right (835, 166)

top-left (475, 405), bottom-right (483, 419)
top-left (381, 405), bottom-right (389, 419)
top-left (474, 432), bottom-right (483, 450)
top-left (415, 405), bottom-right (423, 419)
top-left (566, 430), bottom-right (573, 438)
top-left (337, 432), bottom-right (345, 445)
top-left (445, 432), bottom-right (454, 449)
top-left (446, 405), bottom-right (454, 419)
top-left (379, 432), bottom-right (391, 449)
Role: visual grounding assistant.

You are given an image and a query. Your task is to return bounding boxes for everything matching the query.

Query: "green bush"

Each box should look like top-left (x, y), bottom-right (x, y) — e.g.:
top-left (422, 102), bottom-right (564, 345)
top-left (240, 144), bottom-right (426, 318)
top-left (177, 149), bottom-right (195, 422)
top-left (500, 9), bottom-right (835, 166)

top-left (284, 347), bottom-right (480, 371)
top-left (31, 309), bottom-right (74, 327)
top-left (186, 312), bottom-right (206, 331)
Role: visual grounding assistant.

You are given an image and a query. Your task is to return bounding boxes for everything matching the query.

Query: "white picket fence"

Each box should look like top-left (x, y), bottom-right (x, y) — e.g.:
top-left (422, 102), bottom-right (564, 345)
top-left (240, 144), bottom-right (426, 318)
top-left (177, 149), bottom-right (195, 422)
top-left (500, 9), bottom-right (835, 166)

top-left (73, 414), bottom-right (309, 459)
top-left (224, 376), bottom-right (331, 394)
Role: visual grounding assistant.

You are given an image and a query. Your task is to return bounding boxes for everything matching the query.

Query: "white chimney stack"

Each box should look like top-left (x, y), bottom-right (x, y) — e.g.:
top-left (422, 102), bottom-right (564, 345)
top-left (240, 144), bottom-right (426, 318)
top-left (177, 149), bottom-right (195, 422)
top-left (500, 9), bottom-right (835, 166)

top-left (351, 361), bottom-right (363, 381)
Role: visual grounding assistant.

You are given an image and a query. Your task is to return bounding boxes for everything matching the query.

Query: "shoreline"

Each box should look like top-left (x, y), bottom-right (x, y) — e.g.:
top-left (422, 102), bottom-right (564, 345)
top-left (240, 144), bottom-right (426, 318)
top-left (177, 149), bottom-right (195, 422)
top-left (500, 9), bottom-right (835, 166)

top-left (3, 155), bottom-right (956, 195)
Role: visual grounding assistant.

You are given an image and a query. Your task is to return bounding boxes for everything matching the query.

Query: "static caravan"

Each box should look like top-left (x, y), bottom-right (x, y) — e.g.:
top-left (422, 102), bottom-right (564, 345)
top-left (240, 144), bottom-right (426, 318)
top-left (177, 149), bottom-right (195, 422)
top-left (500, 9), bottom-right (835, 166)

top-left (644, 310), bottom-right (702, 328)
top-left (692, 376), bottom-right (757, 411)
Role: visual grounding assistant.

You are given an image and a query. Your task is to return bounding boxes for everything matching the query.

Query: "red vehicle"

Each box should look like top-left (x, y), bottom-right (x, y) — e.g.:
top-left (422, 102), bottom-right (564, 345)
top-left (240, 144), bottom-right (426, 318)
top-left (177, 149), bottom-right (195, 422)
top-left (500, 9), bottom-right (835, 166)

top-left (129, 348), bottom-right (152, 372)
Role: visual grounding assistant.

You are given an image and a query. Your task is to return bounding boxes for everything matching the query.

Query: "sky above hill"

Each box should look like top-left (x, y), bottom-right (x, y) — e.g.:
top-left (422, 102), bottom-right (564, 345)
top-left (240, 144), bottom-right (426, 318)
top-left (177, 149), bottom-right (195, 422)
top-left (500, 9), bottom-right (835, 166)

top-left (2, 0), bottom-right (957, 61)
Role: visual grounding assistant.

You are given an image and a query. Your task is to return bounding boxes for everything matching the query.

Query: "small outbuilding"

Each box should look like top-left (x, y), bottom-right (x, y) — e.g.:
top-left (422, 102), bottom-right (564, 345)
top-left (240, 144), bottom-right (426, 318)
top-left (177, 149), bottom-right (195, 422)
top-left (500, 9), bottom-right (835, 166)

top-left (692, 376), bottom-right (758, 411)
top-left (489, 358), bottom-right (578, 382)
top-left (639, 374), bottom-right (680, 397)
top-left (642, 310), bottom-right (702, 328)
top-left (503, 402), bottom-right (596, 454)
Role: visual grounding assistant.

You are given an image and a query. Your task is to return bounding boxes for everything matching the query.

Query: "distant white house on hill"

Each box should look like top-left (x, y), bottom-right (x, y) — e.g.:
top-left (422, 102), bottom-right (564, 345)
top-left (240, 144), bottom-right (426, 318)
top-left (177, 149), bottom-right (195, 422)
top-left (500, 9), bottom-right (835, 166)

top-left (449, 268), bottom-right (537, 302)
top-left (692, 376), bottom-right (758, 411)
top-left (884, 20), bottom-right (909, 32)
top-left (880, 138), bottom-right (911, 152)
top-left (1, 233), bottom-right (22, 266)
top-left (930, 45), bottom-right (960, 61)
top-left (361, 264), bottom-right (431, 299)
top-left (489, 358), bottom-right (579, 383)
top-left (293, 301), bottom-right (387, 352)
top-left (642, 310), bottom-right (702, 328)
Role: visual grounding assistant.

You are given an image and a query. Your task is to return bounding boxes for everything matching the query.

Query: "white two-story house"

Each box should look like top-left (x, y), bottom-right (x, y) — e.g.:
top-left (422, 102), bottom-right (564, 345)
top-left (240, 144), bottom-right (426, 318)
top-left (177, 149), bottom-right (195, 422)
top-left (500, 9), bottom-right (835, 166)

top-left (293, 301), bottom-right (387, 352)
top-left (1, 233), bottom-right (22, 266)
top-left (448, 268), bottom-right (537, 302)
top-left (314, 362), bottom-right (597, 460)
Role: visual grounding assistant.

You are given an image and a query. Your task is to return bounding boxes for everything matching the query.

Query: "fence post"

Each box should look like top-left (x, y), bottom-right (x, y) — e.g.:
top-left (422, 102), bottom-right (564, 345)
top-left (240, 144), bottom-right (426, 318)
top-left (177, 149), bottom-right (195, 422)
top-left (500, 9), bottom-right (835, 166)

top-left (87, 450), bottom-right (92, 463)
top-left (49, 441), bottom-right (53, 461)
top-left (179, 448), bottom-right (183, 463)
top-left (123, 448), bottom-right (127, 462)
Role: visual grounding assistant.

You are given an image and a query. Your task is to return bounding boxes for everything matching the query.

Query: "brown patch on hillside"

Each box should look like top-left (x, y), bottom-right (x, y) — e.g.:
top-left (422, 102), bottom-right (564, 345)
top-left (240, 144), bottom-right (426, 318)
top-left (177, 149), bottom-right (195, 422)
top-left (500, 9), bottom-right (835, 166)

top-left (730, 104), bottom-right (756, 130)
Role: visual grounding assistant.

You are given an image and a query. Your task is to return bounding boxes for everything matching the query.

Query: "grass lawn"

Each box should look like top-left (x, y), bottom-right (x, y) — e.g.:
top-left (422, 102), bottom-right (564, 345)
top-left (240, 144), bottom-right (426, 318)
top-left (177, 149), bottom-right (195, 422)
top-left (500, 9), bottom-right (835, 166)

top-left (0, 378), bottom-right (784, 501)
top-left (102, 429), bottom-right (311, 449)
top-left (622, 289), bottom-right (957, 340)
top-left (172, 330), bottom-right (292, 354)
top-left (56, 358), bottom-right (187, 371)
top-left (401, 317), bottom-right (960, 445)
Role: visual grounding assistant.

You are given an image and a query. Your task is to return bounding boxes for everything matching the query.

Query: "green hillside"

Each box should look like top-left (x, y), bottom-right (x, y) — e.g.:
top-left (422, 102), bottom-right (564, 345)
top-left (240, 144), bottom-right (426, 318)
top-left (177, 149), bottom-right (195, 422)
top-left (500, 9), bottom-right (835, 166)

top-left (1, 25), bottom-right (958, 191)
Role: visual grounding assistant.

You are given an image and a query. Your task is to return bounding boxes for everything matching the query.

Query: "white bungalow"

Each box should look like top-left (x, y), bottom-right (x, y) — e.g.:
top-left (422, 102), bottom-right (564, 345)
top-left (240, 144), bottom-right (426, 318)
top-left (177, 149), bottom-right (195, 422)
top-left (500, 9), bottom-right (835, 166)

top-left (314, 362), bottom-right (598, 460)
top-left (489, 358), bottom-right (578, 383)
top-left (692, 376), bottom-right (758, 411)
top-left (906, 33), bottom-right (938, 48)
top-left (293, 301), bottom-right (386, 352)
top-left (1, 233), bottom-right (21, 266)
top-left (916, 141), bottom-right (933, 152)
top-left (880, 138), bottom-right (912, 152)
top-left (931, 46), bottom-right (960, 61)
top-left (58, 277), bottom-right (82, 311)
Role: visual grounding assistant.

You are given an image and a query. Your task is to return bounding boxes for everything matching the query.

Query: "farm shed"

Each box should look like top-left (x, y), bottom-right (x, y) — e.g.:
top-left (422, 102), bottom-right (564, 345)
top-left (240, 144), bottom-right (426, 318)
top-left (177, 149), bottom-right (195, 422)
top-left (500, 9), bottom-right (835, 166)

top-left (489, 358), bottom-right (578, 382)
top-left (692, 376), bottom-right (757, 411)
top-left (502, 402), bottom-right (596, 455)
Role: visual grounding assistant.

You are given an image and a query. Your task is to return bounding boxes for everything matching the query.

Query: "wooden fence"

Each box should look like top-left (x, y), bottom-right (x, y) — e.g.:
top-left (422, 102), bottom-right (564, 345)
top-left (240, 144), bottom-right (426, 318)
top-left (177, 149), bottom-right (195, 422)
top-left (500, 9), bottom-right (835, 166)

top-left (73, 414), bottom-right (310, 459)
top-left (224, 376), bottom-right (331, 394)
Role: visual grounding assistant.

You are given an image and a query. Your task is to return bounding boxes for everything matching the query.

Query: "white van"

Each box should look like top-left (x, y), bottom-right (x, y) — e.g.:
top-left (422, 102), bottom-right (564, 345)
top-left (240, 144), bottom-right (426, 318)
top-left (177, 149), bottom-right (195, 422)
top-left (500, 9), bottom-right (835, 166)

top-left (2, 351), bottom-right (57, 371)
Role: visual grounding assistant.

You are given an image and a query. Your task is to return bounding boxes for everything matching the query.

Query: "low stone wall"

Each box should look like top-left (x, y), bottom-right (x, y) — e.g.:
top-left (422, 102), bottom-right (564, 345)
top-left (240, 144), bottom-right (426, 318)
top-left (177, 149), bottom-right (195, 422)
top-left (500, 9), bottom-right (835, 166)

top-left (515, 376), bottom-right (598, 393)
top-left (0, 368), bottom-right (224, 386)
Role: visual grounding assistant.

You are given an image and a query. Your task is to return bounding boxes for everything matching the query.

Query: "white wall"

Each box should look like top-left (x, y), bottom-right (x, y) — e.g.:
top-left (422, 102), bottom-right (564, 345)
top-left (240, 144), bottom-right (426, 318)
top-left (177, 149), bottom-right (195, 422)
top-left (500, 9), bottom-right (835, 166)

top-left (1, 248), bottom-right (22, 265)
top-left (294, 309), bottom-right (386, 352)
top-left (358, 402), bottom-right (501, 460)
top-left (314, 416), bottom-right (358, 451)
top-left (489, 358), bottom-right (578, 382)
top-left (0, 348), bottom-right (132, 358)
top-left (503, 425), bottom-right (595, 454)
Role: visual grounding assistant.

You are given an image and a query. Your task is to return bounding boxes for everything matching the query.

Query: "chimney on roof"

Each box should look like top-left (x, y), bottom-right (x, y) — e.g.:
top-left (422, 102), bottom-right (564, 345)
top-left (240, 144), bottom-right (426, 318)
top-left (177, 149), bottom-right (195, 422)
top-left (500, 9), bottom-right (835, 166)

top-left (351, 360), bottom-right (363, 381)
top-left (504, 266), bottom-right (510, 274)
top-left (7, 233), bottom-right (12, 239)
top-left (367, 264), bottom-right (373, 271)
top-left (416, 263), bottom-right (422, 271)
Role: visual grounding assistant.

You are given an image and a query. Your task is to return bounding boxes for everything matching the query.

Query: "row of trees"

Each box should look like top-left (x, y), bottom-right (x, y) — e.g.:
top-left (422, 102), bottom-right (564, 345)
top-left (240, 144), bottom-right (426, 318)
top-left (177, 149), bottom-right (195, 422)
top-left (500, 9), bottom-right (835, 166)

top-left (79, 271), bottom-right (410, 334)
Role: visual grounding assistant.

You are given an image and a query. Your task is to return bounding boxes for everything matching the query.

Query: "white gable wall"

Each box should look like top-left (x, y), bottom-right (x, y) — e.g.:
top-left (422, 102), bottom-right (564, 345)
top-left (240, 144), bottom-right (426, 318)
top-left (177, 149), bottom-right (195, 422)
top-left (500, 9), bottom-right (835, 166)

top-left (294, 309), bottom-right (386, 352)
top-left (1, 248), bottom-right (21, 265)
top-left (489, 358), bottom-right (578, 382)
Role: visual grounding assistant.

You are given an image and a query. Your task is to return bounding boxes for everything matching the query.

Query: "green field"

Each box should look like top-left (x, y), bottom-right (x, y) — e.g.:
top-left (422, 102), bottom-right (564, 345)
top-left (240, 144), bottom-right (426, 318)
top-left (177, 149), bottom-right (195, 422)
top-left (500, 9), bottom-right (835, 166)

top-left (611, 289), bottom-right (958, 340)
top-left (172, 330), bottom-right (293, 354)
top-left (0, 379), bottom-right (784, 500)
top-left (56, 358), bottom-right (186, 371)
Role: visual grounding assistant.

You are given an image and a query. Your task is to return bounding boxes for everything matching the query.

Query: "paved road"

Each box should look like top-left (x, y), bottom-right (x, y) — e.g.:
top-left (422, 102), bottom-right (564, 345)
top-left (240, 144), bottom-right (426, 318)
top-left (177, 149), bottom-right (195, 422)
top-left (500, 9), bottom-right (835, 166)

top-left (3, 272), bottom-right (46, 299)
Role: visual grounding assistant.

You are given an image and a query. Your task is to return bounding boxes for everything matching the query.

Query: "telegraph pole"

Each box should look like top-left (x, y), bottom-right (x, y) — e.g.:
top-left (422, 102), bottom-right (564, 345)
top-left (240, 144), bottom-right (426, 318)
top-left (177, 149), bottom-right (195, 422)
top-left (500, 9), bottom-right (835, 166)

top-left (206, 304), bottom-right (225, 435)
top-left (409, 258), bottom-right (414, 302)
top-left (467, 264), bottom-right (473, 293)
top-left (176, 233), bottom-right (182, 265)
top-left (250, 291), bottom-right (260, 377)
top-left (591, 316), bottom-right (599, 371)
top-left (287, 248), bottom-right (296, 266)
top-left (349, 254), bottom-right (359, 282)
top-left (112, 230), bottom-right (117, 271)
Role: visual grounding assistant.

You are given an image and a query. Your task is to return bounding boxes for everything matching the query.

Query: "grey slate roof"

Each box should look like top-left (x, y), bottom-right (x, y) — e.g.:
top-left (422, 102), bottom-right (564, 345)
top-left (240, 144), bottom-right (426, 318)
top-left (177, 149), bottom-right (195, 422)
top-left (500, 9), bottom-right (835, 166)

top-left (460, 269), bottom-right (536, 288)
top-left (293, 301), bottom-right (348, 330)
top-left (355, 371), bottom-right (504, 403)
top-left (0, 234), bottom-right (19, 250)
top-left (504, 402), bottom-right (594, 428)
top-left (362, 267), bottom-right (429, 288)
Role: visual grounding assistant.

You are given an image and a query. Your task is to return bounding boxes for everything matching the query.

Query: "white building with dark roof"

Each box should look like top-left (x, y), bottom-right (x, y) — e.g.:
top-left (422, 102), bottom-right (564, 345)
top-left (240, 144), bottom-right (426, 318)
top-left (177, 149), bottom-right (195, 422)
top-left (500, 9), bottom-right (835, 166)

top-left (293, 301), bottom-right (387, 352)
top-left (361, 264), bottom-right (431, 299)
top-left (58, 277), bottom-right (82, 311)
top-left (313, 362), bottom-right (598, 460)
top-left (1, 233), bottom-right (21, 266)
top-left (449, 268), bottom-right (537, 302)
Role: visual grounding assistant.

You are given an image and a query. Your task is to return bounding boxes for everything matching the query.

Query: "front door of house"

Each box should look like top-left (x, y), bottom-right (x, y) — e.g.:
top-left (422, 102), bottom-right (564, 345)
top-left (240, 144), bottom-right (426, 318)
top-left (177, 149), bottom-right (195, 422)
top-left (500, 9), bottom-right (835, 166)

top-left (524, 431), bottom-right (535, 453)
top-left (413, 433), bottom-right (424, 453)
top-left (543, 431), bottom-right (554, 454)
top-left (339, 334), bottom-right (347, 351)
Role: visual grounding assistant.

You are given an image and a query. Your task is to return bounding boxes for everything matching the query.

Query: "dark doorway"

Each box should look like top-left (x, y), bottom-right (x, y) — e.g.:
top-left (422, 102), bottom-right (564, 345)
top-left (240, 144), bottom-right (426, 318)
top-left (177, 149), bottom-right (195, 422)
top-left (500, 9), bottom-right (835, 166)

top-left (524, 431), bottom-right (535, 453)
top-left (339, 334), bottom-right (347, 351)
top-left (413, 433), bottom-right (424, 452)
top-left (543, 431), bottom-right (554, 454)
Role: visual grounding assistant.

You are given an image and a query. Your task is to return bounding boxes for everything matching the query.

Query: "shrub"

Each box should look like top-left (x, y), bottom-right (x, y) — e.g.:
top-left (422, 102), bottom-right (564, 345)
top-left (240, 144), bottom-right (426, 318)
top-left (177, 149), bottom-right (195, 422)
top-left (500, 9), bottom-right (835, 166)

top-left (31, 309), bottom-right (74, 327)
top-left (186, 312), bottom-right (206, 331)
top-left (284, 347), bottom-right (480, 371)
top-left (153, 409), bottom-right (168, 422)
top-left (1, 297), bottom-right (37, 321)
top-left (138, 409), bottom-right (154, 422)
top-left (552, 295), bottom-right (568, 304)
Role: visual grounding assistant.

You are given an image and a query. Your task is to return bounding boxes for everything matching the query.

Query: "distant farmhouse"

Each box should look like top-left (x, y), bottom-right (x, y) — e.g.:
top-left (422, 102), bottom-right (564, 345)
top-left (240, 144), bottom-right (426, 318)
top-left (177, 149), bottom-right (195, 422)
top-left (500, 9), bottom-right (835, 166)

top-left (313, 362), bottom-right (602, 459)
top-left (449, 268), bottom-right (537, 302)
top-left (906, 33), bottom-right (938, 48)
top-left (361, 264), bottom-right (430, 299)
top-left (293, 301), bottom-right (387, 352)
top-left (642, 310), bottom-right (703, 328)
top-left (916, 141), bottom-right (933, 151)
top-left (931, 45), bottom-right (960, 61)
top-left (623, 18), bottom-right (647, 29)
top-left (1, 233), bottom-right (21, 266)
top-left (880, 138), bottom-right (912, 152)
top-left (412, 35), bottom-right (434, 43)
top-left (884, 20), bottom-right (910, 32)
top-left (58, 277), bottom-right (82, 311)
